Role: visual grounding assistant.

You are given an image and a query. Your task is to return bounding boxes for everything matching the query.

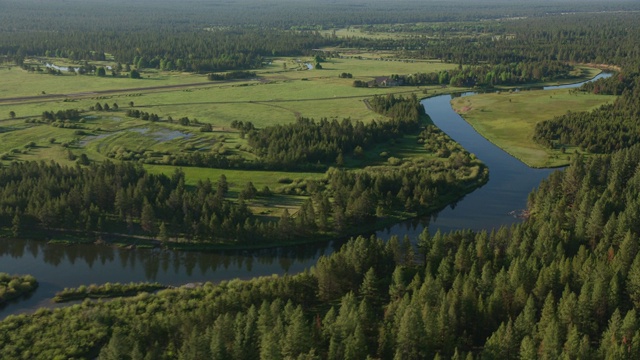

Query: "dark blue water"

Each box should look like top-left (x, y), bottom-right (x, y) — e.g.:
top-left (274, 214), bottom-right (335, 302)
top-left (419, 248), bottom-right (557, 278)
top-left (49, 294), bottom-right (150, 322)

top-left (376, 93), bottom-right (558, 237)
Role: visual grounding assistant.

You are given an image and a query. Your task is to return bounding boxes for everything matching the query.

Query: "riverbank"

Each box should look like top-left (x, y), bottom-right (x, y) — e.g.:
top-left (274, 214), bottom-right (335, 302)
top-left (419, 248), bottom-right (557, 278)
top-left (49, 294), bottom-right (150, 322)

top-left (52, 282), bottom-right (167, 303)
top-left (0, 274), bottom-right (38, 305)
top-left (0, 161), bottom-right (487, 253)
top-left (450, 73), bottom-right (615, 168)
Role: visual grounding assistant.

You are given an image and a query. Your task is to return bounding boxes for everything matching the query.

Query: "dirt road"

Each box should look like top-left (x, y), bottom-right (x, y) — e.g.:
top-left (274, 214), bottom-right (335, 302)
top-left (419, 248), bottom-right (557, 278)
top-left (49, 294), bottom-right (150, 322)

top-left (0, 81), bottom-right (215, 105)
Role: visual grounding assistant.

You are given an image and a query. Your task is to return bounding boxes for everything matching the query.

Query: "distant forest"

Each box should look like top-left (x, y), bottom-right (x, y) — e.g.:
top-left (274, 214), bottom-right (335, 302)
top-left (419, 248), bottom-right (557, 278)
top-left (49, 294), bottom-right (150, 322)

top-left (2, 1), bottom-right (640, 359)
top-left (1, 1), bottom-right (639, 71)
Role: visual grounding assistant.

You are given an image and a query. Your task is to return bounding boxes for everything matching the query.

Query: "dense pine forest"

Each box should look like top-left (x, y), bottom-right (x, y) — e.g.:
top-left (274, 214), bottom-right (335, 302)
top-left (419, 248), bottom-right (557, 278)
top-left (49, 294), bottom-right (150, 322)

top-left (3, 146), bottom-right (640, 359)
top-left (2, 1), bottom-right (639, 72)
top-left (0, 157), bottom-right (480, 245)
top-left (2, 0), bottom-right (640, 359)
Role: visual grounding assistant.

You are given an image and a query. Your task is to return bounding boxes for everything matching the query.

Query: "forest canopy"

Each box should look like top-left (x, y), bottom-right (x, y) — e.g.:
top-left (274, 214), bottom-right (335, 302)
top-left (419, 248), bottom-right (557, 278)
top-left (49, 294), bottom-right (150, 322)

top-left (2, 1), bottom-right (640, 359)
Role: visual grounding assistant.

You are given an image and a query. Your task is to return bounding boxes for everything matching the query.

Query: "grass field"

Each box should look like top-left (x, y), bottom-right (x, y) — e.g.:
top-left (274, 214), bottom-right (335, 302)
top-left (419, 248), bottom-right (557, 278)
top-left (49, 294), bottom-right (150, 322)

top-left (451, 88), bottom-right (616, 167)
top-left (0, 64), bottom-right (208, 99)
top-left (1, 54), bottom-right (459, 128)
top-left (319, 23), bottom-right (497, 42)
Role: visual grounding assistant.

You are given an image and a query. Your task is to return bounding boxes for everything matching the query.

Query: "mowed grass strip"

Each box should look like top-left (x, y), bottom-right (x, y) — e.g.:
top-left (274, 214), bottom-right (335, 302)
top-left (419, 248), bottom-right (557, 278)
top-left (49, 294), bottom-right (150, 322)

top-left (0, 66), bottom-right (208, 99)
top-left (451, 88), bottom-right (615, 167)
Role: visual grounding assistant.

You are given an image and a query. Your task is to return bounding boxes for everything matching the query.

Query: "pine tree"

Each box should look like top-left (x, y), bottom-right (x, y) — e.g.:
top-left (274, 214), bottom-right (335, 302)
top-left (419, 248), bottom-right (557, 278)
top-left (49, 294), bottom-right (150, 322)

top-left (158, 222), bottom-right (169, 245)
top-left (539, 319), bottom-right (561, 360)
top-left (140, 199), bottom-right (156, 234)
top-left (278, 209), bottom-right (293, 237)
top-left (359, 267), bottom-right (379, 303)
top-left (336, 152), bottom-right (344, 167)
top-left (216, 174), bottom-right (229, 197)
top-left (282, 306), bottom-right (311, 358)
top-left (394, 303), bottom-right (427, 360)
top-left (598, 309), bottom-right (622, 359)
top-left (627, 253), bottom-right (640, 308)
top-left (11, 213), bottom-right (20, 237)
top-left (343, 323), bottom-right (368, 360)
top-left (178, 329), bottom-right (211, 360)
top-left (519, 336), bottom-right (537, 360)
top-left (98, 329), bottom-right (131, 360)
top-left (389, 267), bottom-right (406, 300)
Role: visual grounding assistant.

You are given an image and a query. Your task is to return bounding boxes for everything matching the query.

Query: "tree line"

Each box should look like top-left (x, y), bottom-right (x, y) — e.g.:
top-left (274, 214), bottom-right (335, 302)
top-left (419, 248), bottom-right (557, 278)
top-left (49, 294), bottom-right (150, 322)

top-left (389, 61), bottom-right (574, 88)
top-left (534, 71), bottom-right (640, 153)
top-left (4, 5), bottom-right (640, 74)
top-left (0, 140), bottom-right (485, 246)
top-left (247, 94), bottom-right (423, 169)
top-left (0, 161), bottom-right (255, 243)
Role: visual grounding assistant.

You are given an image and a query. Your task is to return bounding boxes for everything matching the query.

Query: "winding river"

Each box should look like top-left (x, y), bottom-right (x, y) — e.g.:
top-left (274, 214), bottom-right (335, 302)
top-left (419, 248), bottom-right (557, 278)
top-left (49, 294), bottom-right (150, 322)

top-left (0, 73), bottom-right (611, 319)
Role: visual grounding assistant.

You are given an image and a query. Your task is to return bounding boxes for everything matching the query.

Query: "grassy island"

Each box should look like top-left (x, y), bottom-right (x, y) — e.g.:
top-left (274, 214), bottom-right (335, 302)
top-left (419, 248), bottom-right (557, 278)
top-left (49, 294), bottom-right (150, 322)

top-left (0, 273), bottom-right (38, 305)
top-left (53, 282), bottom-right (167, 303)
top-left (451, 86), bottom-right (616, 167)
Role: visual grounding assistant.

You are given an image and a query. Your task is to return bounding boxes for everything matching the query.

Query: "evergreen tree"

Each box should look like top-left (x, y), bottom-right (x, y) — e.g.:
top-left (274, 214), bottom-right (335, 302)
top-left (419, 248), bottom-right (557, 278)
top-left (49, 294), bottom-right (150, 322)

top-left (11, 213), bottom-right (20, 238)
top-left (394, 303), bottom-right (428, 360)
top-left (140, 199), bottom-right (156, 235)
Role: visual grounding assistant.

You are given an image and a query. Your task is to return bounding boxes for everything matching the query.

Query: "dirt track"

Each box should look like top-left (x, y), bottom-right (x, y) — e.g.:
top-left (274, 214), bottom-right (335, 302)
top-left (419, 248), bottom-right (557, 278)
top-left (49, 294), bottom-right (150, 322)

top-left (0, 81), bottom-right (216, 105)
top-left (0, 77), bottom-right (423, 112)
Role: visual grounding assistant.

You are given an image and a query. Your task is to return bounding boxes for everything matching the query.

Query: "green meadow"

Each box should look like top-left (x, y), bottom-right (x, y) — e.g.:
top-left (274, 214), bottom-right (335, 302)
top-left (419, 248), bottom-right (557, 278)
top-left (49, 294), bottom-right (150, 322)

top-left (1, 55), bottom-right (458, 127)
top-left (0, 64), bottom-right (207, 99)
top-left (451, 88), bottom-right (616, 167)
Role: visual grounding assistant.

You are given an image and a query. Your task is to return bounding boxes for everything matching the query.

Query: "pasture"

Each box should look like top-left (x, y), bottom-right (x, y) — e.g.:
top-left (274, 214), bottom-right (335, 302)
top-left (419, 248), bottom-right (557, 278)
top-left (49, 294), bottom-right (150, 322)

top-left (451, 88), bottom-right (616, 167)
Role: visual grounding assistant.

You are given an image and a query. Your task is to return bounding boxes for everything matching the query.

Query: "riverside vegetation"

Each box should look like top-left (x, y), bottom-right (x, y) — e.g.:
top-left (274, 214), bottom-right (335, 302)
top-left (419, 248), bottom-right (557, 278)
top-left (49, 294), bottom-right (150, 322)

top-left (0, 273), bottom-right (38, 305)
top-left (52, 282), bottom-right (167, 303)
top-left (0, 94), bottom-right (486, 248)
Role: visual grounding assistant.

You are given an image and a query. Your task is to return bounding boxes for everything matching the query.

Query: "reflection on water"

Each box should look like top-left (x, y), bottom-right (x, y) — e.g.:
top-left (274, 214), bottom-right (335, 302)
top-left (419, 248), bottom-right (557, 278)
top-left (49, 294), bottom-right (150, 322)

top-left (0, 239), bottom-right (340, 280)
top-left (129, 127), bottom-right (193, 141)
top-left (0, 238), bottom-right (339, 318)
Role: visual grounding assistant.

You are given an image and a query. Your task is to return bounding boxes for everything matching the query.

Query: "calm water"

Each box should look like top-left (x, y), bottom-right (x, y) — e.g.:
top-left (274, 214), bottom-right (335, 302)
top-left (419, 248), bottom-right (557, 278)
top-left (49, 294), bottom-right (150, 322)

top-left (0, 240), bottom-right (337, 317)
top-left (376, 93), bottom-right (558, 237)
top-left (0, 74), bottom-right (611, 319)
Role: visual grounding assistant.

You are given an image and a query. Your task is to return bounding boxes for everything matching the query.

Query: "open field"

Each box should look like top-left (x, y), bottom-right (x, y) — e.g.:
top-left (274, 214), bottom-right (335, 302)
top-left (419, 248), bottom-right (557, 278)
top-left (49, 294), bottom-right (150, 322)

top-left (319, 23), bottom-right (498, 41)
top-left (145, 164), bottom-right (325, 191)
top-left (1, 57), bottom-right (607, 173)
top-left (1, 54), bottom-right (460, 128)
top-left (320, 27), bottom-right (409, 40)
top-left (451, 88), bottom-right (616, 167)
top-left (0, 65), bottom-right (208, 99)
